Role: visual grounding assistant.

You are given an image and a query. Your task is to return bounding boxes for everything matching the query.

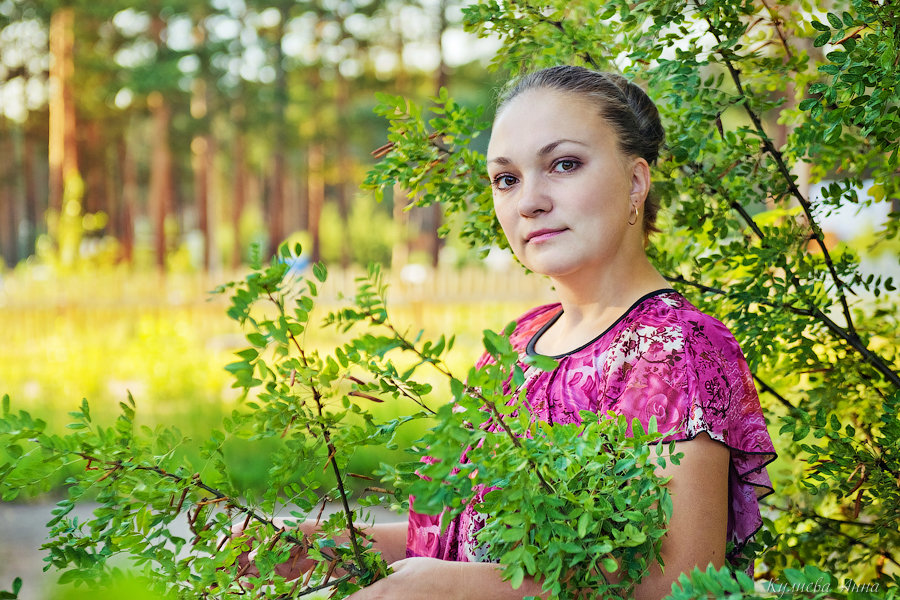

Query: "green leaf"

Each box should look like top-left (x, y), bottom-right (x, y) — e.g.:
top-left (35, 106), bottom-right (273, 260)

top-left (577, 511), bottom-right (591, 537)
top-left (602, 557), bottom-right (618, 573)
top-left (313, 262), bottom-right (328, 282)
top-left (482, 330), bottom-right (502, 356)
top-left (508, 566), bottom-right (525, 589)
top-left (57, 570), bottom-right (81, 585)
top-left (783, 568), bottom-right (806, 585)
top-left (523, 353), bottom-right (558, 372)
top-left (247, 332), bottom-right (268, 347)
top-left (799, 98), bottom-right (818, 112)
top-left (236, 348), bottom-right (258, 361)
top-left (826, 12), bottom-right (842, 29)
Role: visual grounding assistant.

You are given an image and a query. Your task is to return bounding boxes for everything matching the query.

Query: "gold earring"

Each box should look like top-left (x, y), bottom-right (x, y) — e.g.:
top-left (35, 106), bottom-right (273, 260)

top-left (628, 205), bottom-right (639, 226)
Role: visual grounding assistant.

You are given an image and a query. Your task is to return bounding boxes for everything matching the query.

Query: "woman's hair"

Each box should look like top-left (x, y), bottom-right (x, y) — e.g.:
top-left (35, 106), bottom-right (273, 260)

top-left (496, 65), bottom-right (665, 237)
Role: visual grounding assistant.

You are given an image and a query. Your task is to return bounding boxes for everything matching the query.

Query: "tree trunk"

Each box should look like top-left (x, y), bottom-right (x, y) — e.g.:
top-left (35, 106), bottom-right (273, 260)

top-left (391, 30), bottom-right (410, 271)
top-left (118, 137), bottom-right (136, 264)
top-left (48, 7), bottom-right (78, 214)
top-left (232, 126), bottom-right (247, 270)
top-left (192, 134), bottom-right (211, 270)
top-left (191, 22), bottom-right (213, 270)
top-left (83, 119), bottom-right (107, 217)
top-left (296, 169), bottom-right (308, 233)
top-left (269, 152), bottom-right (286, 258)
top-left (23, 132), bottom-right (38, 258)
top-left (0, 189), bottom-right (13, 269)
top-left (190, 75), bottom-right (213, 271)
top-left (148, 91), bottom-right (173, 271)
top-left (0, 124), bottom-right (17, 267)
top-left (204, 134), bottom-right (217, 270)
top-left (335, 70), bottom-right (352, 269)
top-left (306, 65), bottom-right (324, 265)
top-left (308, 143), bottom-right (325, 264)
top-left (266, 5), bottom-right (289, 259)
top-left (430, 0), bottom-right (449, 268)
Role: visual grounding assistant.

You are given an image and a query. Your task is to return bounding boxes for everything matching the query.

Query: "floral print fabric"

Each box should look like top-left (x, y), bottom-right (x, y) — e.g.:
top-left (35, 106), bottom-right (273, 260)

top-left (406, 289), bottom-right (776, 566)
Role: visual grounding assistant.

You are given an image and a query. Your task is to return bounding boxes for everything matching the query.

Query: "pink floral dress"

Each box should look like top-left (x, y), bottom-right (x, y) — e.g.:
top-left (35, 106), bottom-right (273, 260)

top-left (406, 289), bottom-right (777, 566)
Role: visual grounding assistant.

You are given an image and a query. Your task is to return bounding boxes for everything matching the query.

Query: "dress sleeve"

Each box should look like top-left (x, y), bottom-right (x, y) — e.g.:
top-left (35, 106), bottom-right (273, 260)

top-left (683, 315), bottom-right (777, 560)
top-left (609, 310), bottom-right (776, 561)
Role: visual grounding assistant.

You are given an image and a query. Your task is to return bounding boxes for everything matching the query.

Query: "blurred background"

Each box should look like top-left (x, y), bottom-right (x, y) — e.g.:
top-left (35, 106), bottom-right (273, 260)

top-left (0, 0), bottom-right (510, 273)
top-left (0, 0), bottom-right (555, 596)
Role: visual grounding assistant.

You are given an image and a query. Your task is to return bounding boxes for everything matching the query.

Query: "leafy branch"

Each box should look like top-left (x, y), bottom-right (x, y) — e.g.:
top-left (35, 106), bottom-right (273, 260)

top-left (263, 275), bottom-right (367, 575)
top-left (327, 266), bottom-right (557, 494)
top-left (696, 1), bottom-right (860, 340)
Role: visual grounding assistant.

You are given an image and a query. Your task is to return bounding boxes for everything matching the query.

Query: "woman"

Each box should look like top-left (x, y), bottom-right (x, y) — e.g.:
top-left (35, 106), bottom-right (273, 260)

top-left (247, 66), bottom-right (777, 599)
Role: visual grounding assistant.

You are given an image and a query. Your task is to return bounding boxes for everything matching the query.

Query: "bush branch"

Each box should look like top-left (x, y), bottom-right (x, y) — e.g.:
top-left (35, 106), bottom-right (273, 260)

top-left (698, 5), bottom-right (860, 345)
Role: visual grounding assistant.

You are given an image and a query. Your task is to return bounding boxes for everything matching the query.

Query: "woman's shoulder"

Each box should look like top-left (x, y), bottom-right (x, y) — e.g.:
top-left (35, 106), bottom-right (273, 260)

top-left (625, 291), bottom-right (743, 356)
top-left (508, 303), bottom-right (562, 350)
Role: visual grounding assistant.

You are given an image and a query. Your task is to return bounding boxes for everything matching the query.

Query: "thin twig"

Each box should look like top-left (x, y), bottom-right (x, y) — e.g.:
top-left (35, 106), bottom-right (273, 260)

top-left (751, 374), bottom-right (797, 412)
top-left (267, 287), bottom-right (370, 578)
top-left (758, 0), bottom-right (793, 60)
top-left (768, 505), bottom-right (900, 567)
top-left (360, 304), bottom-right (556, 495)
top-left (699, 8), bottom-right (861, 350)
top-left (71, 450), bottom-right (360, 580)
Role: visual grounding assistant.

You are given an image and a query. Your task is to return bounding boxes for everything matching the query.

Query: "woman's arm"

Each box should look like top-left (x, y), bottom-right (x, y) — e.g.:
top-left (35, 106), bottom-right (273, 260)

top-left (366, 520), bottom-right (409, 564)
top-left (350, 433), bottom-right (728, 600)
top-left (632, 431), bottom-right (730, 600)
top-left (348, 558), bottom-right (548, 600)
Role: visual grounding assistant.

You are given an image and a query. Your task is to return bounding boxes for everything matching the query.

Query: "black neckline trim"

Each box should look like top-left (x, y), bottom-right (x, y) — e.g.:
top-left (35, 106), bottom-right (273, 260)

top-left (525, 288), bottom-right (677, 359)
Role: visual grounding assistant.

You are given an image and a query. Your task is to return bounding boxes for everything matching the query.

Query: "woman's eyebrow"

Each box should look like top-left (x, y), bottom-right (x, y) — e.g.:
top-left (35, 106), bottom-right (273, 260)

top-left (488, 139), bottom-right (589, 166)
top-left (488, 156), bottom-right (512, 166)
top-left (538, 138), bottom-right (588, 156)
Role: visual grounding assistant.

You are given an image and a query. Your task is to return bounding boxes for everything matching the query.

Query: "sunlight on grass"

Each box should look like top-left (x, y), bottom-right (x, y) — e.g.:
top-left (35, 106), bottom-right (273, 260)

top-left (0, 266), bottom-right (552, 493)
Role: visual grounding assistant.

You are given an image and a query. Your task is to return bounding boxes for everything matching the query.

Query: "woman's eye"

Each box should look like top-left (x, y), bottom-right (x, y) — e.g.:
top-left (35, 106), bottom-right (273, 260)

top-left (492, 174), bottom-right (518, 190)
top-left (553, 159), bottom-right (579, 172)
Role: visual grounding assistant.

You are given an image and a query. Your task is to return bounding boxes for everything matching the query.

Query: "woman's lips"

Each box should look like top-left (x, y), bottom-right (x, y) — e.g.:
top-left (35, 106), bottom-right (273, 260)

top-left (525, 228), bottom-right (566, 243)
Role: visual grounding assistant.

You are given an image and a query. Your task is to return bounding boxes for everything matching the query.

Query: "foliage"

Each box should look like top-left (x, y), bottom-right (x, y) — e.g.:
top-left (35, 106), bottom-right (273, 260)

top-left (0, 248), bottom-right (391, 598)
top-left (364, 89), bottom-right (498, 254)
top-left (335, 283), bottom-right (678, 598)
top-left (410, 406), bottom-right (676, 598)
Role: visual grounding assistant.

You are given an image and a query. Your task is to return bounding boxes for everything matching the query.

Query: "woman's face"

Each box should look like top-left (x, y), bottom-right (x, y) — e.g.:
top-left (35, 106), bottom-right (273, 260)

top-left (487, 87), bottom-right (649, 282)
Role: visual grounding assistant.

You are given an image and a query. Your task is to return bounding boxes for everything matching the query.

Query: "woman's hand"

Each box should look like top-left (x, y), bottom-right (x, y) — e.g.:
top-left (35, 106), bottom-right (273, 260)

top-left (347, 558), bottom-right (461, 600)
top-left (230, 518), bottom-right (409, 584)
top-left (231, 518), bottom-right (318, 581)
top-left (347, 558), bottom-right (548, 600)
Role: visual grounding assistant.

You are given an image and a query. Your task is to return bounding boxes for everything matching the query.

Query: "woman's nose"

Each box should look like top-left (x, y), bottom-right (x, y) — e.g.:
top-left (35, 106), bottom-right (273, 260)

top-left (517, 177), bottom-right (553, 217)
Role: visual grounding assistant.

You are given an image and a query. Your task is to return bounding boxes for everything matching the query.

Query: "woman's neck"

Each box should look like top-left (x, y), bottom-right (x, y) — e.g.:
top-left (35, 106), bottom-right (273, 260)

top-left (534, 255), bottom-right (669, 356)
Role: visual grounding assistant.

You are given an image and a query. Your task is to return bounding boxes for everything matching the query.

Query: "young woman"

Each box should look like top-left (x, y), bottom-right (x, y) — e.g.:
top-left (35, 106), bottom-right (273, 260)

top-left (244, 66), bottom-right (777, 600)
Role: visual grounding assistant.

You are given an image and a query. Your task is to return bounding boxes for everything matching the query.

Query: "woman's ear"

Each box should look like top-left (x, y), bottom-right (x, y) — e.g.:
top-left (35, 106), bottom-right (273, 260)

top-left (629, 157), bottom-right (652, 209)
